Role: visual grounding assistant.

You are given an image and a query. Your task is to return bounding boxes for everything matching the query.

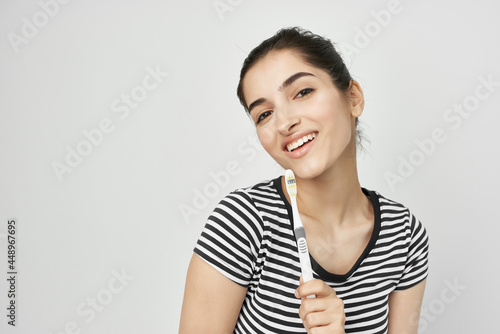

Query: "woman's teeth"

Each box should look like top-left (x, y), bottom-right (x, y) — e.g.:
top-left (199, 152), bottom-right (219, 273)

top-left (287, 132), bottom-right (317, 152)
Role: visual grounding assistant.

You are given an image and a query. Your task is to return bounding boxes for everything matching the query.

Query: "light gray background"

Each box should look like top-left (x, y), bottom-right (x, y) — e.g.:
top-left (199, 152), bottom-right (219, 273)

top-left (1, 0), bottom-right (499, 333)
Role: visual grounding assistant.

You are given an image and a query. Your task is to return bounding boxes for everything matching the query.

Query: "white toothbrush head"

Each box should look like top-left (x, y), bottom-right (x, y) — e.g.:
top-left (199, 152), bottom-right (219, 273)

top-left (285, 169), bottom-right (297, 198)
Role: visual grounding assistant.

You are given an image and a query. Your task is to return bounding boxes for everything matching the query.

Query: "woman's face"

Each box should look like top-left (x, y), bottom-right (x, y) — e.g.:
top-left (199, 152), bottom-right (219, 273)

top-left (242, 49), bottom-right (363, 179)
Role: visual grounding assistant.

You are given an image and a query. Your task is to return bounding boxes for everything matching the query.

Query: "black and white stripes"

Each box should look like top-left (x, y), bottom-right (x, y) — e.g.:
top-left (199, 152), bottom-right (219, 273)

top-left (194, 177), bottom-right (429, 333)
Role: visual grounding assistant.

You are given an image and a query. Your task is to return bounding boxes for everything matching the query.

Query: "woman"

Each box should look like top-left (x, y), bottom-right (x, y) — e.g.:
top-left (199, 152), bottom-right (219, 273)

top-left (179, 27), bottom-right (429, 334)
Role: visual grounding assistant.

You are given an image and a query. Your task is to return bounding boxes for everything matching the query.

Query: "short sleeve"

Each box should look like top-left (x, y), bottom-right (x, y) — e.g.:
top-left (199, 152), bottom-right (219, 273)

top-left (395, 211), bottom-right (430, 291)
top-left (193, 190), bottom-right (264, 287)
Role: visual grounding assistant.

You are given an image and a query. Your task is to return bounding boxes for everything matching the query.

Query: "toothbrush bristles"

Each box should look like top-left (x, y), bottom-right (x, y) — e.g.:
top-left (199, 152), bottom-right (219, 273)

top-left (285, 170), bottom-right (298, 196)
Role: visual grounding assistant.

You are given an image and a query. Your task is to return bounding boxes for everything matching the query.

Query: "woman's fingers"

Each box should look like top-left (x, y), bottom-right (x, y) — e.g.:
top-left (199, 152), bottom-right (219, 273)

top-left (299, 295), bottom-right (345, 334)
top-left (299, 298), bottom-right (332, 326)
top-left (296, 277), bottom-right (346, 333)
top-left (299, 293), bottom-right (345, 326)
top-left (296, 276), bottom-right (336, 299)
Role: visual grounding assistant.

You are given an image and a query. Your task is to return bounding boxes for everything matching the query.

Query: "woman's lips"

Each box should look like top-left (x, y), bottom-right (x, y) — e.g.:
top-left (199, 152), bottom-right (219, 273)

top-left (284, 132), bottom-right (318, 159)
top-left (286, 132), bottom-right (317, 152)
top-left (282, 131), bottom-right (318, 152)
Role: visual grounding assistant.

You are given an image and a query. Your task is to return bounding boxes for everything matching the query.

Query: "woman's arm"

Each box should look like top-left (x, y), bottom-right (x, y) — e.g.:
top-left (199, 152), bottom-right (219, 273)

top-left (387, 279), bottom-right (427, 334)
top-left (179, 253), bottom-right (247, 334)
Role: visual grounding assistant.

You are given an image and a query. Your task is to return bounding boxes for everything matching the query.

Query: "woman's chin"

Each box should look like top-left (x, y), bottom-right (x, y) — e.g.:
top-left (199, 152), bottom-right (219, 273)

top-left (287, 163), bottom-right (327, 180)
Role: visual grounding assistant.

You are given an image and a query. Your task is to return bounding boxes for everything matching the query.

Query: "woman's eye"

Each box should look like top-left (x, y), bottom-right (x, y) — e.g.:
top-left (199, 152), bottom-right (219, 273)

top-left (256, 110), bottom-right (272, 124)
top-left (296, 88), bottom-right (313, 98)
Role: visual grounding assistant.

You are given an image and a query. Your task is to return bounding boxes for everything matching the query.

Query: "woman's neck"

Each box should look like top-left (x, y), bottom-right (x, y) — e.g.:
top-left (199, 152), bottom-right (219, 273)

top-left (282, 151), bottom-right (371, 230)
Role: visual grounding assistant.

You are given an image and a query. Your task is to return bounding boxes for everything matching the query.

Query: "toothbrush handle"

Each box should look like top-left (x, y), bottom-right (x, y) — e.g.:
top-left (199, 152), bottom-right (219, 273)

top-left (295, 227), bottom-right (316, 298)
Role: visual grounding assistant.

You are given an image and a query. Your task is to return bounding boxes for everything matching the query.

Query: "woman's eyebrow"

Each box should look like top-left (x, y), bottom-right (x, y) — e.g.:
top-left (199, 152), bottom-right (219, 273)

top-left (279, 72), bottom-right (315, 91)
top-left (248, 98), bottom-right (266, 114)
top-left (248, 72), bottom-right (315, 113)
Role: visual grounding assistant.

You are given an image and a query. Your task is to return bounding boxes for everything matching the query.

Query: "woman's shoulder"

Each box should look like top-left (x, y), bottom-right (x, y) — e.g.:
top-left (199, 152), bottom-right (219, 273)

top-left (211, 176), bottom-right (288, 228)
top-left (224, 176), bottom-right (284, 205)
top-left (364, 188), bottom-right (414, 214)
top-left (365, 188), bottom-right (427, 236)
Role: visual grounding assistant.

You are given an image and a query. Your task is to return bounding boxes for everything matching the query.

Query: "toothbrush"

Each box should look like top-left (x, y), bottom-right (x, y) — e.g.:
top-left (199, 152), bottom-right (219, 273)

top-left (285, 169), bottom-right (316, 298)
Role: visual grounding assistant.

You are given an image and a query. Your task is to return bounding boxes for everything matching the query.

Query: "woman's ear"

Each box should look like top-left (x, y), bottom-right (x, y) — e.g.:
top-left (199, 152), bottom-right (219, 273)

top-left (349, 80), bottom-right (364, 118)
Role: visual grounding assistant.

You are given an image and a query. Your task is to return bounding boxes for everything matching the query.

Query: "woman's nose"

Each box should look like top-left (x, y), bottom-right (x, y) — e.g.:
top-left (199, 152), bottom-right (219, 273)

top-left (276, 106), bottom-right (300, 135)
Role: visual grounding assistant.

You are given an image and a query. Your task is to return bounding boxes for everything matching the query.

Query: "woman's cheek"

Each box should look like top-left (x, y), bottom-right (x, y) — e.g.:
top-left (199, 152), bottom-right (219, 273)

top-left (257, 127), bottom-right (274, 152)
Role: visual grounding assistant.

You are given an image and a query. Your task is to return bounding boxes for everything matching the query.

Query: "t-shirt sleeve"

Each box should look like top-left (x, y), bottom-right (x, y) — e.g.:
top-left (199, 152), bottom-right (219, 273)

top-left (193, 190), bottom-right (263, 287)
top-left (395, 211), bottom-right (430, 291)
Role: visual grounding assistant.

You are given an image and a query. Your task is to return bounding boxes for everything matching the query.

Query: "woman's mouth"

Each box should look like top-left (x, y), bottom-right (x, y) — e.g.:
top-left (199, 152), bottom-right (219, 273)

top-left (286, 132), bottom-right (317, 152)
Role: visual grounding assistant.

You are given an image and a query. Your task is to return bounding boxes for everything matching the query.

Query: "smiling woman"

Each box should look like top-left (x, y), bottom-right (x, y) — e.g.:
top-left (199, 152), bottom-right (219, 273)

top-left (179, 27), bottom-right (429, 334)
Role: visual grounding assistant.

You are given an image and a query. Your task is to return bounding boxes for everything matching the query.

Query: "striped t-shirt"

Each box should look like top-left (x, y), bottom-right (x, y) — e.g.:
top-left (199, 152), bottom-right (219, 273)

top-left (194, 177), bottom-right (429, 333)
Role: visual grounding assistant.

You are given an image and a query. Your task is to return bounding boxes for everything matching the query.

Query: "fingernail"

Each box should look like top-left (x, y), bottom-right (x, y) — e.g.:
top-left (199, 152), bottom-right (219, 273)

top-left (294, 289), bottom-right (300, 298)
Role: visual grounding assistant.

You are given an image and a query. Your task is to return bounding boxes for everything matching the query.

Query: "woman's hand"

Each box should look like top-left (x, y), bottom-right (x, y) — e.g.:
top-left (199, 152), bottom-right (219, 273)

top-left (295, 276), bottom-right (346, 333)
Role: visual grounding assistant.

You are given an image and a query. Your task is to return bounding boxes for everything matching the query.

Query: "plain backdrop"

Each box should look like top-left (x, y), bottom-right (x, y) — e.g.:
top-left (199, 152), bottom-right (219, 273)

top-left (1, 0), bottom-right (499, 333)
